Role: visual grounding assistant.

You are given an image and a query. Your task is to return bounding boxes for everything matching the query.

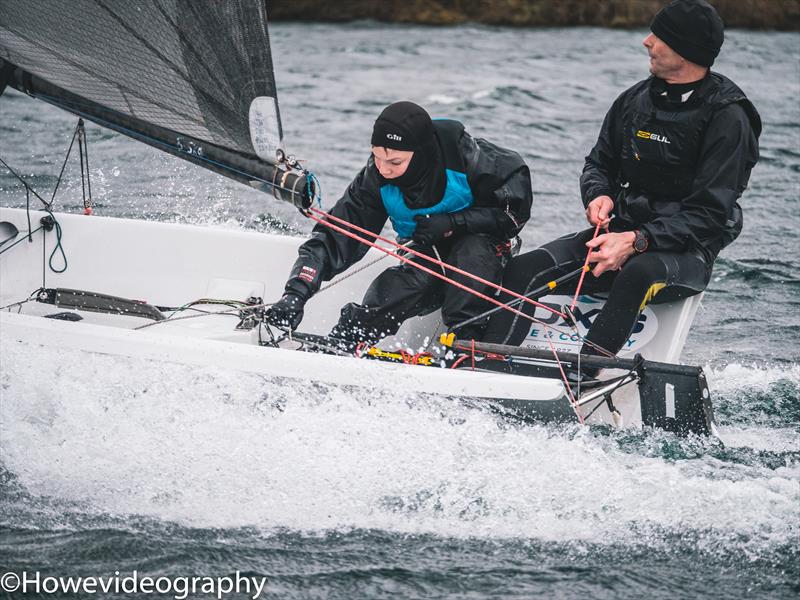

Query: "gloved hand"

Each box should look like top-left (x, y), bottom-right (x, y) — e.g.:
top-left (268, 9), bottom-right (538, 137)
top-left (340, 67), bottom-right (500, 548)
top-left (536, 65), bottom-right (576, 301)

top-left (412, 213), bottom-right (455, 246)
top-left (264, 293), bottom-right (306, 330)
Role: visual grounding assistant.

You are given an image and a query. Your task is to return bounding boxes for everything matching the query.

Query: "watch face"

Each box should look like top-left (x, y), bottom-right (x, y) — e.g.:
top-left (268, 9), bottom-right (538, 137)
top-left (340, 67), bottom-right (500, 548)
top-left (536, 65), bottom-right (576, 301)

top-left (634, 231), bottom-right (648, 252)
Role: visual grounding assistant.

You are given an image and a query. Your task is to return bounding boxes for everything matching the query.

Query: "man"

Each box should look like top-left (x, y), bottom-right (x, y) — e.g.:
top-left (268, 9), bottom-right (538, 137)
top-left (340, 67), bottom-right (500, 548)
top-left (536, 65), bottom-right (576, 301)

top-left (482, 0), bottom-right (760, 376)
top-left (265, 101), bottom-right (532, 348)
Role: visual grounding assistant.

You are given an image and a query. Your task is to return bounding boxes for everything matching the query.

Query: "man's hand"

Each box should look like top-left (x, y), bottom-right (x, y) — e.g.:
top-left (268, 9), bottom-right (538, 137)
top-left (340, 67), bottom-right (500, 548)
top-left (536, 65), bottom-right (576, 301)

top-left (586, 231), bottom-right (636, 276)
top-left (586, 195), bottom-right (614, 227)
top-left (412, 213), bottom-right (455, 246)
top-left (264, 293), bottom-right (306, 330)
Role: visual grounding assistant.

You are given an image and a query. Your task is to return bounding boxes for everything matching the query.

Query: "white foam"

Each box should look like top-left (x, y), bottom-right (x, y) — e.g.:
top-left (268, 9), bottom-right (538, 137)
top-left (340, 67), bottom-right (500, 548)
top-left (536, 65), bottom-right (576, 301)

top-left (1, 339), bottom-right (797, 556)
top-left (707, 362), bottom-right (800, 391)
top-left (426, 93), bottom-right (461, 105)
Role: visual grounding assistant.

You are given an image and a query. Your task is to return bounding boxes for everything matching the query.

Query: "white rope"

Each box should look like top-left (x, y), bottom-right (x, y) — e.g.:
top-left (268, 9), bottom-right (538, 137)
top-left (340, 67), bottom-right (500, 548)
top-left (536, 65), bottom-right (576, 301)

top-left (317, 239), bottom-right (414, 293)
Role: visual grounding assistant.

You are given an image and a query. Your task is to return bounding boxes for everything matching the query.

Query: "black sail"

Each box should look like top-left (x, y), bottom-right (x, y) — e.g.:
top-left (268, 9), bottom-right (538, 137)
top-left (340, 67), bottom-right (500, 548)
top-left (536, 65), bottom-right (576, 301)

top-left (0, 0), bottom-right (311, 207)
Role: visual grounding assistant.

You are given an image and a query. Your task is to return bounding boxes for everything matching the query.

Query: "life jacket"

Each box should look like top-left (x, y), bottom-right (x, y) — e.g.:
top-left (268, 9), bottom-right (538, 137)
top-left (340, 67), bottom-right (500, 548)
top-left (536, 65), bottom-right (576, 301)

top-left (618, 73), bottom-right (760, 228)
top-left (380, 120), bottom-right (474, 239)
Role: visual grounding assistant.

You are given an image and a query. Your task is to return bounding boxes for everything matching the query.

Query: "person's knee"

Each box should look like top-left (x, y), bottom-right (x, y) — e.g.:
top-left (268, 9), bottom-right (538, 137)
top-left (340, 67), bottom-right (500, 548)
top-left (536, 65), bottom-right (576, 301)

top-left (448, 234), bottom-right (496, 263)
top-left (617, 254), bottom-right (665, 291)
top-left (601, 255), bottom-right (668, 312)
top-left (362, 264), bottom-right (435, 306)
top-left (447, 235), bottom-right (504, 285)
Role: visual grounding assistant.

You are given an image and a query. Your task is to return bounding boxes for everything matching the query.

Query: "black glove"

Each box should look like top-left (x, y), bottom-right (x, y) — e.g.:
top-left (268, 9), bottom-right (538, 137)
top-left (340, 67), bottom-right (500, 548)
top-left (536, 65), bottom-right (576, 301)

top-left (264, 293), bottom-right (306, 330)
top-left (412, 213), bottom-right (455, 246)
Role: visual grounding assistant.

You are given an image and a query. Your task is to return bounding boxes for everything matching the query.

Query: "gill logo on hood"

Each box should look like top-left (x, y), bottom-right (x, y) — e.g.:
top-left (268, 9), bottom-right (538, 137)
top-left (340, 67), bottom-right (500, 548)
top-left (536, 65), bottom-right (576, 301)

top-left (636, 130), bottom-right (671, 144)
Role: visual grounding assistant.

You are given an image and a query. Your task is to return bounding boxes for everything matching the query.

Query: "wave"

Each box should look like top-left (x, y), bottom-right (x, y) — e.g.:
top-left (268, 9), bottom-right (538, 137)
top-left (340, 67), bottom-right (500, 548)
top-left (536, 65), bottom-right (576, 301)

top-left (712, 257), bottom-right (800, 287)
top-left (708, 363), bottom-right (800, 429)
top-left (1, 340), bottom-right (797, 565)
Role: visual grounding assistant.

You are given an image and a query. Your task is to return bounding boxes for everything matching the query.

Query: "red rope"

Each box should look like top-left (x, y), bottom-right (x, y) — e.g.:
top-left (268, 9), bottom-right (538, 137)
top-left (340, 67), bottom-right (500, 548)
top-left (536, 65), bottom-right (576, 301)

top-left (305, 211), bottom-right (558, 329)
top-left (308, 208), bottom-right (587, 424)
top-left (471, 338), bottom-right (476, 370)
top-left (570, 222), bottom-right (602, 312)
top-left (546, 337), bottom-right (585, 424)
top-left (414, 352), bottom-right (432, 365)
top-left (309, 207), bottom-right (564, 319)
top-left (451, 354), bottom-right (470, 369)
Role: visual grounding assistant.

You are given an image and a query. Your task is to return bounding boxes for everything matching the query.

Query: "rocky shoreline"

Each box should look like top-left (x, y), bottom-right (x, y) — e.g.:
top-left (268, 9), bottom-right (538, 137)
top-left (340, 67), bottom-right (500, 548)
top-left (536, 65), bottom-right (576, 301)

top-left (269, 0), bottom-right (799, 30)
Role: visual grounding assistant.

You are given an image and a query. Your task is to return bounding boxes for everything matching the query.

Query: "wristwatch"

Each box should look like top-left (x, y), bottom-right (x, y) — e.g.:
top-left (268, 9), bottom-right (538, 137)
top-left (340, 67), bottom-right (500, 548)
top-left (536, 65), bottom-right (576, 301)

top-left (633, 229), bottom-right (649, 253)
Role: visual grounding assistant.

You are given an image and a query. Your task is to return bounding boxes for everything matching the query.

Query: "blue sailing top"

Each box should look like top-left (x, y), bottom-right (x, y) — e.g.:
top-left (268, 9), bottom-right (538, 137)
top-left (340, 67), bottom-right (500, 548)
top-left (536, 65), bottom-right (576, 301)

top-left (380, 168), bottom-right (473, 239)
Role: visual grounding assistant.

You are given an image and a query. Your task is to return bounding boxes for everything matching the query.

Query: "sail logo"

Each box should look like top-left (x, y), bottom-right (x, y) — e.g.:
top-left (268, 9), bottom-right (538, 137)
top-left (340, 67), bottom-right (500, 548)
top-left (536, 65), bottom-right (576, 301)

top-left (636, 130), bottom-right (670, 144)
top-left (249, 97), bottom-right (282, 160)
top-left (386, 133), bottom-right (403, 142)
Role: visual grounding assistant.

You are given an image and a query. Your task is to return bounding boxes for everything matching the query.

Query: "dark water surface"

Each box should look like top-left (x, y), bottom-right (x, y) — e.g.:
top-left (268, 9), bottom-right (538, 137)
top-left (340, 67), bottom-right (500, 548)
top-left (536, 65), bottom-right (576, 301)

top-left (1, 24), bottom-right (798, 599)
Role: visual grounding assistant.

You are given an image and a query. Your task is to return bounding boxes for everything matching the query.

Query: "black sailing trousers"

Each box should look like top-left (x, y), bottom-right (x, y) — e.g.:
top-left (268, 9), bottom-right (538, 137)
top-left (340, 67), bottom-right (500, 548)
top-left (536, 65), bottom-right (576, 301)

top-left (481, 228), bottom-right (712, 356)
top-left (330, 234), bottom-right (507, 345)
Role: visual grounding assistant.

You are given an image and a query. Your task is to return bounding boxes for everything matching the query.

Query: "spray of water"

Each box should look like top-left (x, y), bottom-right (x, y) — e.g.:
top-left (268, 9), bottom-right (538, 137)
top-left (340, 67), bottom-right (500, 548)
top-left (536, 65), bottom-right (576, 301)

top-left (1, 339), bottom-right (798, 562)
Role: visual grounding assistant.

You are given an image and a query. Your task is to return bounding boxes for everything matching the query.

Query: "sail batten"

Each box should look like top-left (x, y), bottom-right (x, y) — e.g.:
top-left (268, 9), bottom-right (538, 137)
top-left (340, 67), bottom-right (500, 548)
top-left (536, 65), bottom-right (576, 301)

top-left (0, 0), bottom-right (306, 205)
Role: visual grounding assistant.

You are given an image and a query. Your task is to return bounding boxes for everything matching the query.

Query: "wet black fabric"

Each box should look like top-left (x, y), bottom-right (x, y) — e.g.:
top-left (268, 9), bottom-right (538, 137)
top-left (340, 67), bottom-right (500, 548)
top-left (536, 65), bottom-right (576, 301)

top-left (370, 101), bottom-right (434, 152)
top-left (481, 228), bottom-right (711, 356)
top-left (281, 118), bottom-right (531, 346)
top-left (662, 79), bottom-right (704, 102)
top-left (284, 119), bottom-right (531, 300)
top-left (580, 71), bottom-right (761, 263)
top-left (370, 101), bottom-right (445, 207)
top-left (388, 141), bottom-right (445, 209)
top-left (330, 234), bottom-right (508, 345)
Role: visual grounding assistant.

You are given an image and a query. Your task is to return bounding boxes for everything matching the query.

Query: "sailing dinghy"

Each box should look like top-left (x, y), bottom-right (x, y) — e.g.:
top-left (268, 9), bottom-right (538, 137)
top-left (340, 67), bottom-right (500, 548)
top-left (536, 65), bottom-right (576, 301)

top-left (0, 1), bottom-right (714, 434)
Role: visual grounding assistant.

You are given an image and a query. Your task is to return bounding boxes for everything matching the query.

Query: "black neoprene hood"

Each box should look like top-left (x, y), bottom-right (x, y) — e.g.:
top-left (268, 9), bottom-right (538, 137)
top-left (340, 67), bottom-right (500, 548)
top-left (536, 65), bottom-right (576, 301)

top-left (370, 101), bottom-right (435, 151)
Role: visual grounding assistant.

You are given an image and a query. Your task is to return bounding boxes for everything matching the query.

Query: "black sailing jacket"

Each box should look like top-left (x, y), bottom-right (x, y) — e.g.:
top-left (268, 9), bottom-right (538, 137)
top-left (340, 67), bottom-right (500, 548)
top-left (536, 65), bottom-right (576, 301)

top-left (284, 120), bottom-right (532, 299)
top-left (580, 72), bottom-right (761, 262)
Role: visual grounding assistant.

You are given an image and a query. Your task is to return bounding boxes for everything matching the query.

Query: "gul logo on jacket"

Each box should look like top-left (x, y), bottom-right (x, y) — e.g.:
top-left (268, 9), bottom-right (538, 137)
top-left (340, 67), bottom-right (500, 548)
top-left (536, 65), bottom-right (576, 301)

top-left (636, 130), bottom-right (671, 144)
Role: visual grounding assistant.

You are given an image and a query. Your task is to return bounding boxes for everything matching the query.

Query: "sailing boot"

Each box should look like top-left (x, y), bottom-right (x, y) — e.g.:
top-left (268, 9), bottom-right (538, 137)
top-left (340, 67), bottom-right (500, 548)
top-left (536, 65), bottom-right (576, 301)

top-left (328, 302), bottom-right (393, 354)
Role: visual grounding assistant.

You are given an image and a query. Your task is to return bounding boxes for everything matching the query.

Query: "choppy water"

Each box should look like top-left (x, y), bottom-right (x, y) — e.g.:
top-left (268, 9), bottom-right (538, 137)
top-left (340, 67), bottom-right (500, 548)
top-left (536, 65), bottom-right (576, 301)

top-left (1, 24), bottom-right (799, 599)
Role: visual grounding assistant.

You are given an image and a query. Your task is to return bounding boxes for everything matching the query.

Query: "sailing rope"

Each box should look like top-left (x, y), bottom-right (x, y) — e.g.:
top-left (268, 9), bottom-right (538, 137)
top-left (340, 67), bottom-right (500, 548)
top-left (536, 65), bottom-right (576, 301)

top-left (318, 241), bottom-right (411, 293)
top-left (546, 336), bottom-right (584, 423)
top-left (307, 207), bottom-right (565, 319)
top-left (77, 120), bottom-right (93, 215)
top-left (0, 157), bottom-right (68, 276)
top-left (581, 356), bottom-right (644, 422)
top-left (307, 206), bottom-right (615, 356)
top-left (304, 206), bottom-right (595, 420)
top-left (303, 208), bottom-right (562, 330)
top-left (569, 222), bottom-right (602, 312)
top-left (0, 119), bottom-right (94, 275)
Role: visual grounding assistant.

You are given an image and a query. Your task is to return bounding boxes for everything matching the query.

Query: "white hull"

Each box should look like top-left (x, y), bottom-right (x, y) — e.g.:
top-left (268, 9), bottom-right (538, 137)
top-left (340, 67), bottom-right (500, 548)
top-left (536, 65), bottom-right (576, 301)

top-left (0, 207), bottom-right (705, 428)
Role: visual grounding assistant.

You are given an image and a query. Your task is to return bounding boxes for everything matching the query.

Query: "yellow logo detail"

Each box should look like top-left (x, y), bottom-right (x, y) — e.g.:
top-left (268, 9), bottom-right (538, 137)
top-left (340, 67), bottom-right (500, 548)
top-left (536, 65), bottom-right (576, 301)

top-left (636, 130), bottom-right (671, 144)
